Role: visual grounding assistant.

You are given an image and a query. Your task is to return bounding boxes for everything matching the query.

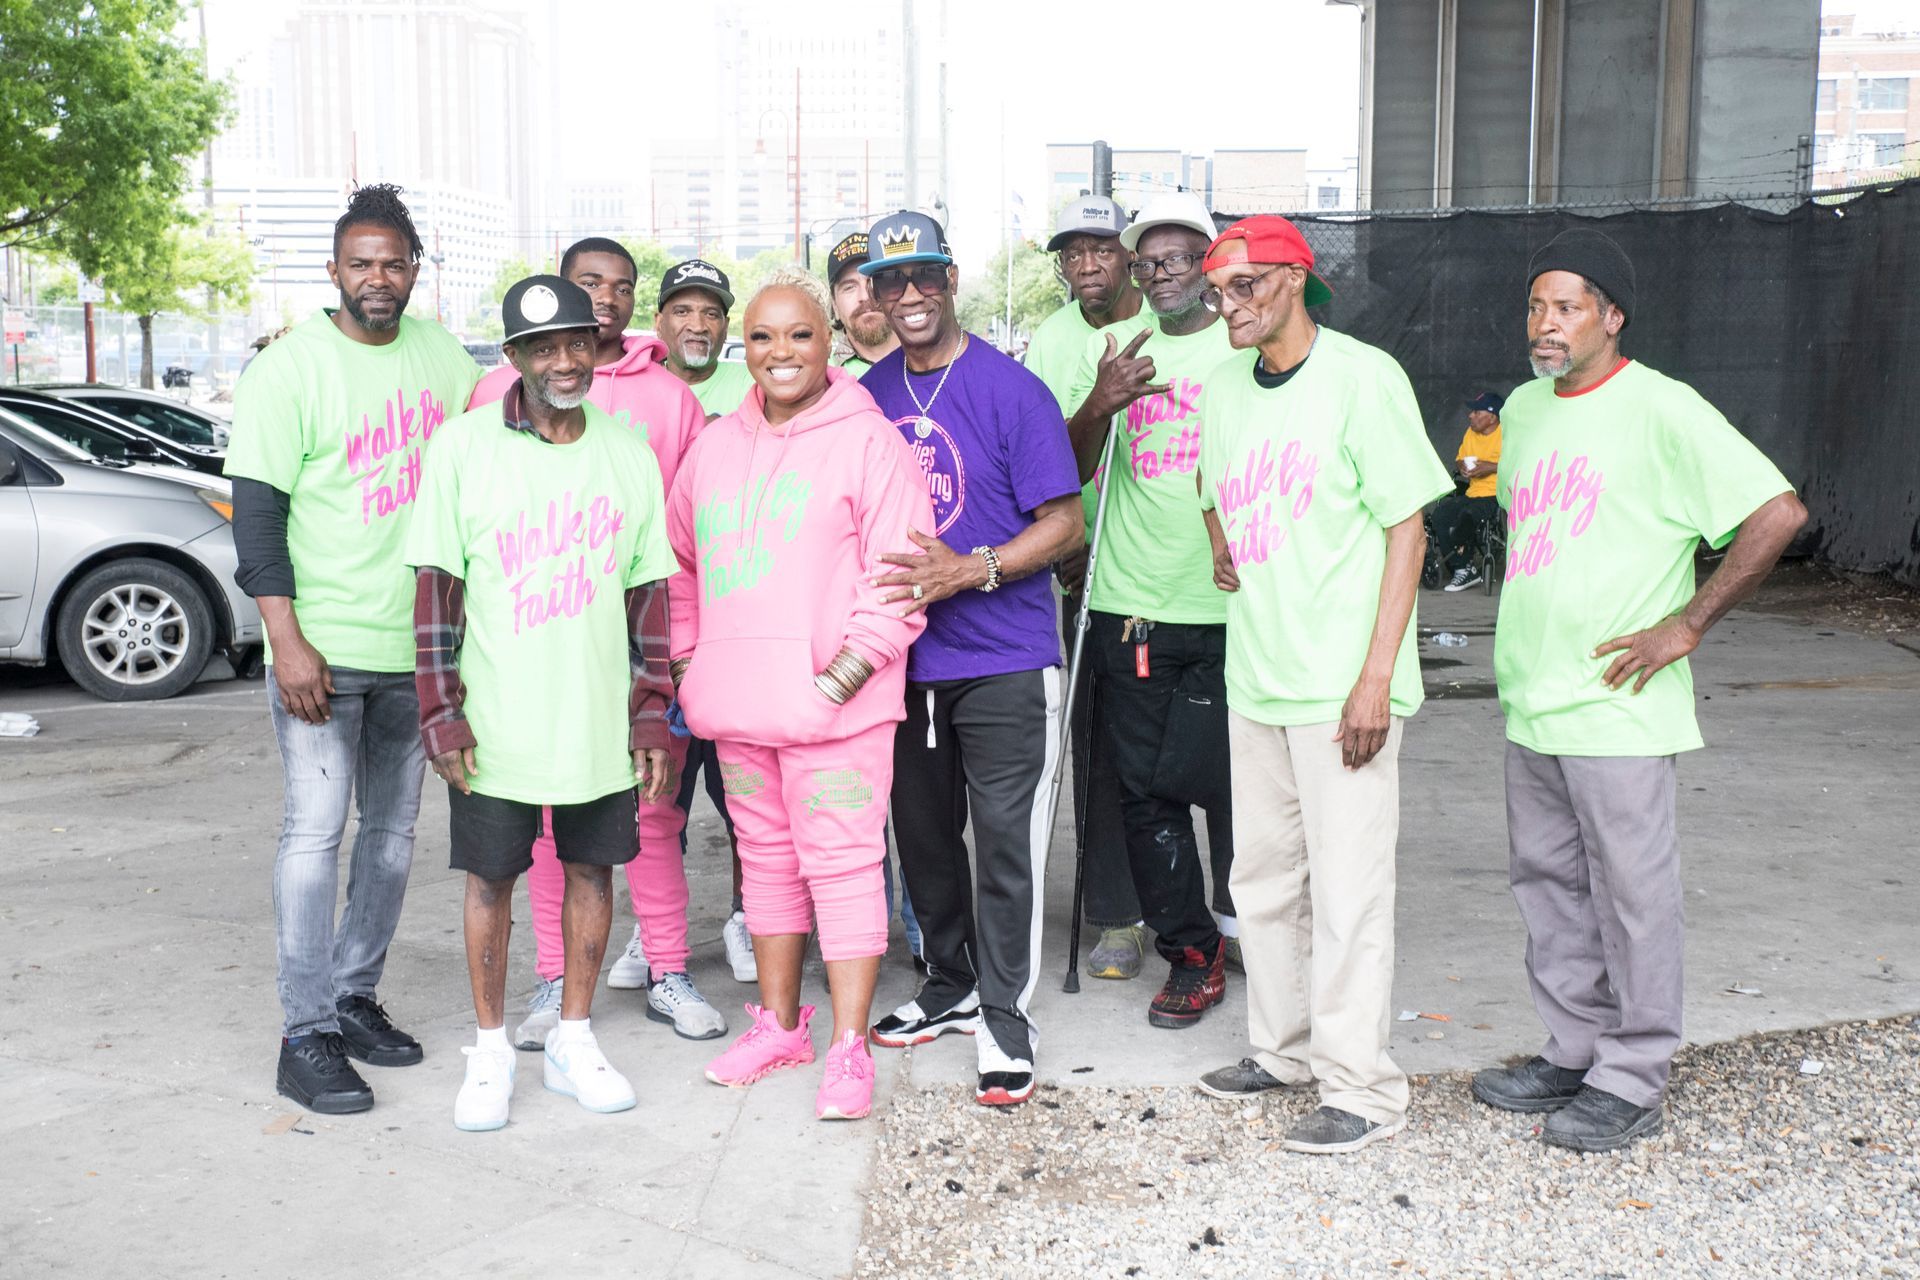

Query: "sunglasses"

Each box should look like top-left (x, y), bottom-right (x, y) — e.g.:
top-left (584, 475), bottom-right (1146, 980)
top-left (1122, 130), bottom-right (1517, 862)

top-left (869, 263), bottom-right (952, 303)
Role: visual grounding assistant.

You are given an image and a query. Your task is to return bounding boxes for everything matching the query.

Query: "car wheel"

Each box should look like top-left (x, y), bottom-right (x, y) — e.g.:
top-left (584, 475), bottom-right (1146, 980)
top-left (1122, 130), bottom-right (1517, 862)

top-left (55, 558), bottom-right (215, 701)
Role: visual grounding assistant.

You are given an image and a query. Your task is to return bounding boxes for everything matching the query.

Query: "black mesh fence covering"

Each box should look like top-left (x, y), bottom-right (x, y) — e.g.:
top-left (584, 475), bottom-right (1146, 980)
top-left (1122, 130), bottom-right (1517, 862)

top-left (1219, 182), bottom-right (1919, 584)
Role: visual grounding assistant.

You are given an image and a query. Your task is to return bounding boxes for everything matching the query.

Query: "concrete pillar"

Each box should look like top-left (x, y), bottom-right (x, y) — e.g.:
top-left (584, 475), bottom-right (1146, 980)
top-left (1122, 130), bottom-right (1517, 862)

top-left (1688, 0), bottom-right (1820, 197)
top-left (1451, 0), bottom-right (1538, 206)
top-left (1558, 0), bottom-right (1666, 200)
top-left (1369, 0), bottom-right (1442, 208)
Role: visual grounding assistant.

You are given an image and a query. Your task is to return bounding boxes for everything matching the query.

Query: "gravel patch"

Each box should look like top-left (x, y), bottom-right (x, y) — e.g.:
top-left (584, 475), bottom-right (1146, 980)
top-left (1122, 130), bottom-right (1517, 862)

top-left (856, 1017), bottom-right (1918, 1278)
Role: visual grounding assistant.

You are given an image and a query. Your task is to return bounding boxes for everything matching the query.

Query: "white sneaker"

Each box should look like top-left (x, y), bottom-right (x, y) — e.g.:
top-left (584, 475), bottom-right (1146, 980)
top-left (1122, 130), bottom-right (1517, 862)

top-left (543, 1029), bottom-right (637, 1114)
top-left (646, 970), bottom-right (728, 1040)
top-left (607, 924), bottom-right (650, 990)
top-left (454, 1044), bottom-right (516, 1131)
top-left (723, 910), bottom-right (757, 983)
top-left (512, 975), bottom-right (563, 1050)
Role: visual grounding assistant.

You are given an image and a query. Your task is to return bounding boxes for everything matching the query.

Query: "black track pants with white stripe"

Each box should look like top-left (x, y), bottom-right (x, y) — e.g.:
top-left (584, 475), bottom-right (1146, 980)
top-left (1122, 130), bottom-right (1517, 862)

top-left (890, 667), bottom-right (1062, 1062)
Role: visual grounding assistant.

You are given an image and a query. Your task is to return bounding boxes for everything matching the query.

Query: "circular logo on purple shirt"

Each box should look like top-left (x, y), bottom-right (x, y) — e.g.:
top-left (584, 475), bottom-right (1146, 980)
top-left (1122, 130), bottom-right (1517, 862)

top-left (891, 413), bottom-right (965, 537)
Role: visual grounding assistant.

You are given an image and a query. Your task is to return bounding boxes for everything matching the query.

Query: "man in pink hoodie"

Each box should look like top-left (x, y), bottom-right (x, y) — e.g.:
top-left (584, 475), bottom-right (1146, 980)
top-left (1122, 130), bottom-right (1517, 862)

top-left (469, 237), bottom-right (727, 1048)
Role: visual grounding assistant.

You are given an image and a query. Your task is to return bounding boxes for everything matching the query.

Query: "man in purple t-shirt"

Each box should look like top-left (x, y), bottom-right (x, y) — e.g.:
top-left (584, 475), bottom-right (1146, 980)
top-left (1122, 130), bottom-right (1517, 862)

top-left (858, 211), bottom-right (1084, 1109)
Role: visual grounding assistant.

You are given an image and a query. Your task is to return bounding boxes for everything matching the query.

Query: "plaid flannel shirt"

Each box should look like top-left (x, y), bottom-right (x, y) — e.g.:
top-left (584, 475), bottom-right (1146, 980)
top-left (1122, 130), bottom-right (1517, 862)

top-left (413, 378), bottom-right (675, 761)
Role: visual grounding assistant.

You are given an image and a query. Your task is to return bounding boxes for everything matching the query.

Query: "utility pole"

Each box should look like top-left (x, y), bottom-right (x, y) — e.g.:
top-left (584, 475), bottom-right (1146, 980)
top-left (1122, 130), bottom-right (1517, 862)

top-left (1001, 105), bottom-right (1012, 348)
top-left (937, 0), bottom-right (951, 229)
top-left (902, 0), bottom-right (919, 212)
top-left (793, 69), bottom-right (803, 262)
top-left (1093, 140), bottom-right (1113, 198)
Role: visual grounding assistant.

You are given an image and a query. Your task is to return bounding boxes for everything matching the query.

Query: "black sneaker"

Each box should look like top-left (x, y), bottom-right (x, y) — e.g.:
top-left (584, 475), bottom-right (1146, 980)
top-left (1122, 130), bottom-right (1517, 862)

top-left (1197, 1057), bottom-right (1294, 1100)
top-left (335, 994), bottom-right (424, 1067)
top-left (1444, 567), bottom-right (1484, 592)
top-left (1541, 1086), bottom-right (1663, 1153)
top-left (1281, 1105), bottom-right (1405, 1155)
top-left (975, 1033), bottom-right (1035, 1107)
top-left (277, 1032), bottom-right (374, 1114)
top-left (869, 989), bottom-right (980, 1048)
top-left (1471, 1056), bottom-right (1587, 1113)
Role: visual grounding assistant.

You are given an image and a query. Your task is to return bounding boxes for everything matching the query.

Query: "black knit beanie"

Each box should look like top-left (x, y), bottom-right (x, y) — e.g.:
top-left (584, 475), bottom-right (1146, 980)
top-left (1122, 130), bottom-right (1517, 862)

top-left (1527, 228), bottom-right (1636, 327)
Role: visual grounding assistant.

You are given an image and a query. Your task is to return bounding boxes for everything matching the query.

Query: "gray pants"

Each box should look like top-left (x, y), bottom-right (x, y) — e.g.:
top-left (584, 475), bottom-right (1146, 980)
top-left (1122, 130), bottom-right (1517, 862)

top-left (267, 667), bottom-right (425, 1038)
top-left (1505, 743), bottom-right (1681, 1109)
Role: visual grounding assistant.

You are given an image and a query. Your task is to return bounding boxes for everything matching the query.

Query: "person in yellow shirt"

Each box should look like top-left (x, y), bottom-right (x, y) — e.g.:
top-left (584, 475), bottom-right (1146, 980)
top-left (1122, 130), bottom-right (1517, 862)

top-left (1433, 390), bottom-right (1505, 590)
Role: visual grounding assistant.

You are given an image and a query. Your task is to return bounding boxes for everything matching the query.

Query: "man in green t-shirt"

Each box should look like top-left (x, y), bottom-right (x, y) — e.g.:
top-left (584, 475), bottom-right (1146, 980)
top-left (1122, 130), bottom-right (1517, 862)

top-left (826, 231), bottom-right (898, 377)
top-left (656, 259), bottom-right (752, 419)
top-left (1061, 191), bottom-right (1241, 1028)
top-left (1192, 216), bottom-right (1453, 1157)
top-left (407, 276), bottom-right (679, 1133)
top-left (226, 185), bottom-right (482, 1117)
top-left (1022, 196), bottom-right (1145, 981)
top-left (1471, 230), bottom-right (1805, 1153)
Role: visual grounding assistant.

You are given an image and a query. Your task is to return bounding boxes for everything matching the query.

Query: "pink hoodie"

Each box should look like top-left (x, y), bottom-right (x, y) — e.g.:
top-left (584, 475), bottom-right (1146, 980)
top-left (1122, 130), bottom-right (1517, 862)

top-left (667, 368), bottom-right (932, 747)
top-left (469, 335), bottom-right (704, 491)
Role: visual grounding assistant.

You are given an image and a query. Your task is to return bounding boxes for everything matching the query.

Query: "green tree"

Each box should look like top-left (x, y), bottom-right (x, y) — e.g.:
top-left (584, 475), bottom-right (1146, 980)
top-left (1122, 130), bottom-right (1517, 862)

top-left (958, 238), bottom-right (1067, 346)
top-left (467, 255), bottom-right (536, 339)
top-left (103, 212), bottom-right (254, 387)
top-left (1, 0), bottom-right (230, 273)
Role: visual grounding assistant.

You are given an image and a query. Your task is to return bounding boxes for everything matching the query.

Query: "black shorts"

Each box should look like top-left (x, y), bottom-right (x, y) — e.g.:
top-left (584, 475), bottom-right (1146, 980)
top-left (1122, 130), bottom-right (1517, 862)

top-left (447, 787), bottom-right (638, 880)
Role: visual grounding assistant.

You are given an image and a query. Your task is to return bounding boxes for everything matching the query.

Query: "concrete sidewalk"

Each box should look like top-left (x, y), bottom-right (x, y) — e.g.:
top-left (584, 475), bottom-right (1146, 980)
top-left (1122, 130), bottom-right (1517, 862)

top-left (2, 587), bottom-right (1915, 1278)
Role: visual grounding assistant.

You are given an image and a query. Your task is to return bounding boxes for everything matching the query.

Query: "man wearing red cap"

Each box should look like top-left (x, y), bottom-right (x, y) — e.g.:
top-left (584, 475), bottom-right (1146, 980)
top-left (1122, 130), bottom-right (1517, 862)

top-left (1192, 216), bottom-right (1452, 1155)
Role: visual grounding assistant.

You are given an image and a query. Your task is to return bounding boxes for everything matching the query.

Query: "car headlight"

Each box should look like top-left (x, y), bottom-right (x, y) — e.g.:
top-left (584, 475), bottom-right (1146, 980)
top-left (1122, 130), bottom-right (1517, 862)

top-left (197, 488), bottom-right (234, 522)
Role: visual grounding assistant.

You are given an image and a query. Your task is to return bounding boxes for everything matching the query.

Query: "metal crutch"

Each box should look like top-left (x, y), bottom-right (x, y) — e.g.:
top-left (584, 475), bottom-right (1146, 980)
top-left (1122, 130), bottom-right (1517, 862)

top-left (1047, 416), bottom-right (1123, 993)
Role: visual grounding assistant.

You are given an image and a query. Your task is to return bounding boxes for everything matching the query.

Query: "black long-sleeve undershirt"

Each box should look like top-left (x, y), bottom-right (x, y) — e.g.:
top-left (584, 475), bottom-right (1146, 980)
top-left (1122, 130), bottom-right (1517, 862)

top-left (231, 476), bottom-right (296, 598)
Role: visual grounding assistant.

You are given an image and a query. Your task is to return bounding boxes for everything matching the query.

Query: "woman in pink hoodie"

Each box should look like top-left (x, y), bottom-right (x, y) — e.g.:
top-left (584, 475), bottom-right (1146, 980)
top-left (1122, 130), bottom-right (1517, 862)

top-left (469, 237), bottom-right (729, 1050)
top-left (668, 265), bottom-right (931, 1120)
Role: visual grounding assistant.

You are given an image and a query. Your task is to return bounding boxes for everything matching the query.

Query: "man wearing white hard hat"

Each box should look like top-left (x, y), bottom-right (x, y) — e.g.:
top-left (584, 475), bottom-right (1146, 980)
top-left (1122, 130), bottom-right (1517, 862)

top-left (1061, 191), bottom-right (1241, 1031)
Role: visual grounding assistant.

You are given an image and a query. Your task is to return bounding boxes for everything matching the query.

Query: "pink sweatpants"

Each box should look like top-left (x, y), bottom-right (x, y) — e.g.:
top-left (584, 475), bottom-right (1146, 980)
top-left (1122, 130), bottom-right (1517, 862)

top-left (715, 722), bottom-right (892, 962)
top-left (526, 733), bottom-right (691, 982)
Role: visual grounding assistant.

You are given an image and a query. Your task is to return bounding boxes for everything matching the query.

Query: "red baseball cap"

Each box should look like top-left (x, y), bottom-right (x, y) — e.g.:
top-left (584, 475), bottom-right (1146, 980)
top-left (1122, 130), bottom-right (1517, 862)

top-left (1203, 216), bottom-right (1332, 307)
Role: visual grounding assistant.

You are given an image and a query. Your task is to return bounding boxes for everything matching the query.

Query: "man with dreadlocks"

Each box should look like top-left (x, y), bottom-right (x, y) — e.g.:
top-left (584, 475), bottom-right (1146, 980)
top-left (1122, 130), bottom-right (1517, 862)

top-left (228, 184), bottom-right (483, 1116)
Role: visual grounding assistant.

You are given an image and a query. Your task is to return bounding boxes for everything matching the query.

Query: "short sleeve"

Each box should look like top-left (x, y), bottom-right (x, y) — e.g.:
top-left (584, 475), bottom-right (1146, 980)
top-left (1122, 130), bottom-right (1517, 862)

top-left (1004, 369), bottom-right (1084, 515)
top-left (1661, 389), bottom-right (1792, 549)
top-left (1062, 329), bottom-right (1104, 421)
top-left (403, 427), bottom-right (469, 576)
top-left (1454, 429), bottom-right (1475, 463)
top-left (1343, 354), bottom-right (1455, 527)
top-left (622, 445), bottom-right (679, 588)
top-left (223, 347), bottom-right (309, 491)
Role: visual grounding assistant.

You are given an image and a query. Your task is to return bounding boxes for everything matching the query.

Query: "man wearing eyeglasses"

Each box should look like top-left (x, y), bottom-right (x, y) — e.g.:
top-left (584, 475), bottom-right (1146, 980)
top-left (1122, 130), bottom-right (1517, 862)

top-left (1058, 191), bottom-right (1241, 1029)
top-left (1023, 197), bottom-right (1144, 984)
top-left (856, 210), bottom-right (1085, 1109)
top-left (1192, 216), bottom-right (1453, 1156)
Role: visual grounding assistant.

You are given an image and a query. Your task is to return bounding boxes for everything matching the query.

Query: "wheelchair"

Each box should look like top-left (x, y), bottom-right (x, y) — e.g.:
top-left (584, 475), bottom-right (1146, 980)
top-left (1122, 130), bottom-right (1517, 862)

top-left (1422, 498), bottom-right (1505, 595)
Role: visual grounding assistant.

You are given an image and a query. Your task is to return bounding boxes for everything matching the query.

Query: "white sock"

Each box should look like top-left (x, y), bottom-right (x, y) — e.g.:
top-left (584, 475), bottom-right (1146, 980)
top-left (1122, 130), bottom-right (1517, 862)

top-left (553, 1016), bottom-right (592, 1043)
top-left (476, 1025), bottom-right (511, 1054)
top-left (1215, 913), bottom-right (1240, 939)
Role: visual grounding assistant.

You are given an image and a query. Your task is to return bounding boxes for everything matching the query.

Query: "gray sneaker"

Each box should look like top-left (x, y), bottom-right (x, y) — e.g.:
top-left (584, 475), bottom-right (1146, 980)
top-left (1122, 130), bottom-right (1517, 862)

top-left (1197, 1057), bottom-right (1293, 1100)
top-left (646, 971), bottom-right (727, 1040)
top-left (1281, 1105), bottom-right (1405, 1155)
top-left (1541, 1086), bottom-right (1662, 1153)
top-left (513, 975), bottom-right (563, 1050)
top-left (1085, 923), bottom-right (1147, 980)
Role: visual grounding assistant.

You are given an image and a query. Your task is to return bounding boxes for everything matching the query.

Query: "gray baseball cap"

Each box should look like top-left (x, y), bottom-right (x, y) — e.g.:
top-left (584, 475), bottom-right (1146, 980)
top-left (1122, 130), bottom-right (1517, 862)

top-left (1047, 196), bottom-right (1128, 250)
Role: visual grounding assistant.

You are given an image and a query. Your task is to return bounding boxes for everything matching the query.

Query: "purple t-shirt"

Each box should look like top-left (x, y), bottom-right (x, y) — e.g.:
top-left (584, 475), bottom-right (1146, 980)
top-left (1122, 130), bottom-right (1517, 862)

top-left (862, 336), bottom-right (1080, 682)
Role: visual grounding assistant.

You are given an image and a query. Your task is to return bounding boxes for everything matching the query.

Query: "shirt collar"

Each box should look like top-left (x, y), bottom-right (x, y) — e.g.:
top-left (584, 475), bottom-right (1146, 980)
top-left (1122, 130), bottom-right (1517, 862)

top-left (501, 378), bottom-right (540, 435)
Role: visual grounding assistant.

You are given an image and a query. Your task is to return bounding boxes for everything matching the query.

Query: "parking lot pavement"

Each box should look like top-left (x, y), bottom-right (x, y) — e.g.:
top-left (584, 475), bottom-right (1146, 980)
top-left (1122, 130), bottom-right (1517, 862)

top-left (2, 584), bottom-right (1915, 1278)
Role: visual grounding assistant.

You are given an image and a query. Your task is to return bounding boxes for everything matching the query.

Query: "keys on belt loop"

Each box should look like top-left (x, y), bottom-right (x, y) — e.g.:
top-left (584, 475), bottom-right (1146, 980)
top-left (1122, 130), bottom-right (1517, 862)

top-left (1124, 616), bottom-right (1154, 679)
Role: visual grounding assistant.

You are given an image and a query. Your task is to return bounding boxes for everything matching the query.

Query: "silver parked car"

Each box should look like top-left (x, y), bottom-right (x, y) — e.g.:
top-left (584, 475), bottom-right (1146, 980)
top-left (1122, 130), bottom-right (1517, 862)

top-left (0, 408), bottom-right (263, 700)
top-left (36, 382), bottom-right (232, 451)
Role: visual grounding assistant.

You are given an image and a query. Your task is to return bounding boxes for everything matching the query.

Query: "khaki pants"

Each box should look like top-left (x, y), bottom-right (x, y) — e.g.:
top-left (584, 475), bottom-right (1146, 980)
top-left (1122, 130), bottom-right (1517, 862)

top-left (1228, 710), bottom-right (1408, 1125)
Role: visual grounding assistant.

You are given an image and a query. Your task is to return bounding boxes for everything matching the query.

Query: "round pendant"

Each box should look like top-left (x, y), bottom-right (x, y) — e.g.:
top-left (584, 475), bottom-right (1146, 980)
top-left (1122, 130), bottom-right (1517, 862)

top-left (914, 415), bottom-right (932, 439)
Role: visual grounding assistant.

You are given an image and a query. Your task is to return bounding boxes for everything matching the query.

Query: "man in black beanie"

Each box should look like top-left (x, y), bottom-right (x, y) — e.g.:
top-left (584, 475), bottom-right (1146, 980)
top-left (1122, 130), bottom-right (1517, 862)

top-left (1470, 227), bottom-right (1808, 1152)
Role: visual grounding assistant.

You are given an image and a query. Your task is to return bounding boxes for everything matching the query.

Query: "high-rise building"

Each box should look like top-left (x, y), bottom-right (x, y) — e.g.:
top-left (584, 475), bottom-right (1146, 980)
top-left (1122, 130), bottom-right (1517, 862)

top-left (1815, 7), bottom-right (1920, 186)
top-left (1043, 145), bottom-right (1312, 221)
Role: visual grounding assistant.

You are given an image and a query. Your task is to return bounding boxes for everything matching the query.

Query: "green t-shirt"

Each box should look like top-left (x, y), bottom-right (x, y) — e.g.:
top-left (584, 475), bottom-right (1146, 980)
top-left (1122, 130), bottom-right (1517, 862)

top-left (1024, 300), bottom-right (1110, 540)
top-left (1198, 328), bottom-right (1453, 727)
top-left (688, 360), bottom-right (754, 417)
top-left (837, 353), bottom-right (873, 378)
top-left (224, 309), bottom-right (481, 671)
top-left (1066, 314), bottom-right (1237, 624)
top-left (405, 402), bottom-right (678, 804)
top-left (1494, 360), bottom-right (1791, 757)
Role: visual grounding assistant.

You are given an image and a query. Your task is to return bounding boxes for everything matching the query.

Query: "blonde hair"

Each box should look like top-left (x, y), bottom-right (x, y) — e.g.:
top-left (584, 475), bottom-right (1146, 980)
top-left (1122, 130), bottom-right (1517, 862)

top-left (748, 264), bottom-right (832, 329)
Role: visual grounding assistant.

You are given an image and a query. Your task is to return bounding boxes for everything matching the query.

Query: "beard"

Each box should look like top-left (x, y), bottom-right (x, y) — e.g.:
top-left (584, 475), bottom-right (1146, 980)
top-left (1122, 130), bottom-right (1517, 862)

top-left (1528, 341), bottom-right (1571, 380)
top-left (342, 288), bottom-right (407, 332)
top-left (524, 370), bottom-right (590, 410)
top-left (845, 309), bottom-right (893, 349)
top-left (676, 337), bottom-right (714, 370)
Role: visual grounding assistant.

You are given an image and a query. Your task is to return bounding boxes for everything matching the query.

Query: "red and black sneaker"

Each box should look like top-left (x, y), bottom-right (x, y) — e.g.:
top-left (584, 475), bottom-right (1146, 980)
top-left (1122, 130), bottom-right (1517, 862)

top-left (1147, 939), bottom-right (1227, 1029)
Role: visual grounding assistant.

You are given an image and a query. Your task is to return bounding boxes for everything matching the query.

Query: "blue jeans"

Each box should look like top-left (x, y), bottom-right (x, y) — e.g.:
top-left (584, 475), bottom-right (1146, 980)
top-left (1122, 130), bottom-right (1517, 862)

top-left (882, 815), bottom-right (923, 957)
top-left (267, 667), bottom-right (425, 1037)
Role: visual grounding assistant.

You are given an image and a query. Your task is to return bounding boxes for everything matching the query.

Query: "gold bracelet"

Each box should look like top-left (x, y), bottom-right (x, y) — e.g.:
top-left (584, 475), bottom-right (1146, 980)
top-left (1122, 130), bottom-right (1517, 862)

top-left (814, 671), bottom-right (854, 704)
top-left (670, 658), bottom-right (690, 685)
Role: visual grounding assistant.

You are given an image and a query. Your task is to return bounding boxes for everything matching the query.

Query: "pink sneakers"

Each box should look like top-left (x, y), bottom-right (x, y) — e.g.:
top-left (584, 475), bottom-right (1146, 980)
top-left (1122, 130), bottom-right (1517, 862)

top-left (704, 1003), bottom-right (816, 1087)
top-left (815, 1030), bottom-right (875, 1121)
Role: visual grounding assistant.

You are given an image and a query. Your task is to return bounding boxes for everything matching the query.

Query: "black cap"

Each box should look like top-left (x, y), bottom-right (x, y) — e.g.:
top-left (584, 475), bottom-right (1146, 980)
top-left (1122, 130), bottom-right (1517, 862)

top-left (657, 259), bottom-right (735, 310)
top-left (501, 275), bottom-right (597, 345)
top-left (1464, 390), bottom-right (1506, 414)
top-left (859, 210), bottom-right (953, 275)
top-left (1527, 228), bottom-right (1635, 327)
top-left (827, 232), bottom-right (870, 285)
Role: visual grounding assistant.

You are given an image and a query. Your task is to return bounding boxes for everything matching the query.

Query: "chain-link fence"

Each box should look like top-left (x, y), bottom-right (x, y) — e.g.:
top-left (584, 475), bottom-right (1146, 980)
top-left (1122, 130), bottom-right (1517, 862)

top-left (1, 306), bottom-right (262, 397)
top-left (1217, 180), bottom-right (1920, 585)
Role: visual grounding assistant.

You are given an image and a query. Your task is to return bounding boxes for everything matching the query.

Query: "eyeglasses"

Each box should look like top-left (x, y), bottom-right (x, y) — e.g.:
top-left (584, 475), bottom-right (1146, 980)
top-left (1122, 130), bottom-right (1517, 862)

top-left (1058, 243), bottom-right (1122, 268)
top-left (1201, 265), bottom-right (1285, 314)
top-left (1127, 252), bottom-right (1203, 282)
top-left (869, 263), bottom-right (952, 303)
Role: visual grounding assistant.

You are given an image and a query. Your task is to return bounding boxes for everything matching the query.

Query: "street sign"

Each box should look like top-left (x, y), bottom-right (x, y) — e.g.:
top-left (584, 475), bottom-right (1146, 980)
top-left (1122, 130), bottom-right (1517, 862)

top-left (77, 277), bottom-right (106, 304)
top-left (3, 312), bottom-right (25, 345)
